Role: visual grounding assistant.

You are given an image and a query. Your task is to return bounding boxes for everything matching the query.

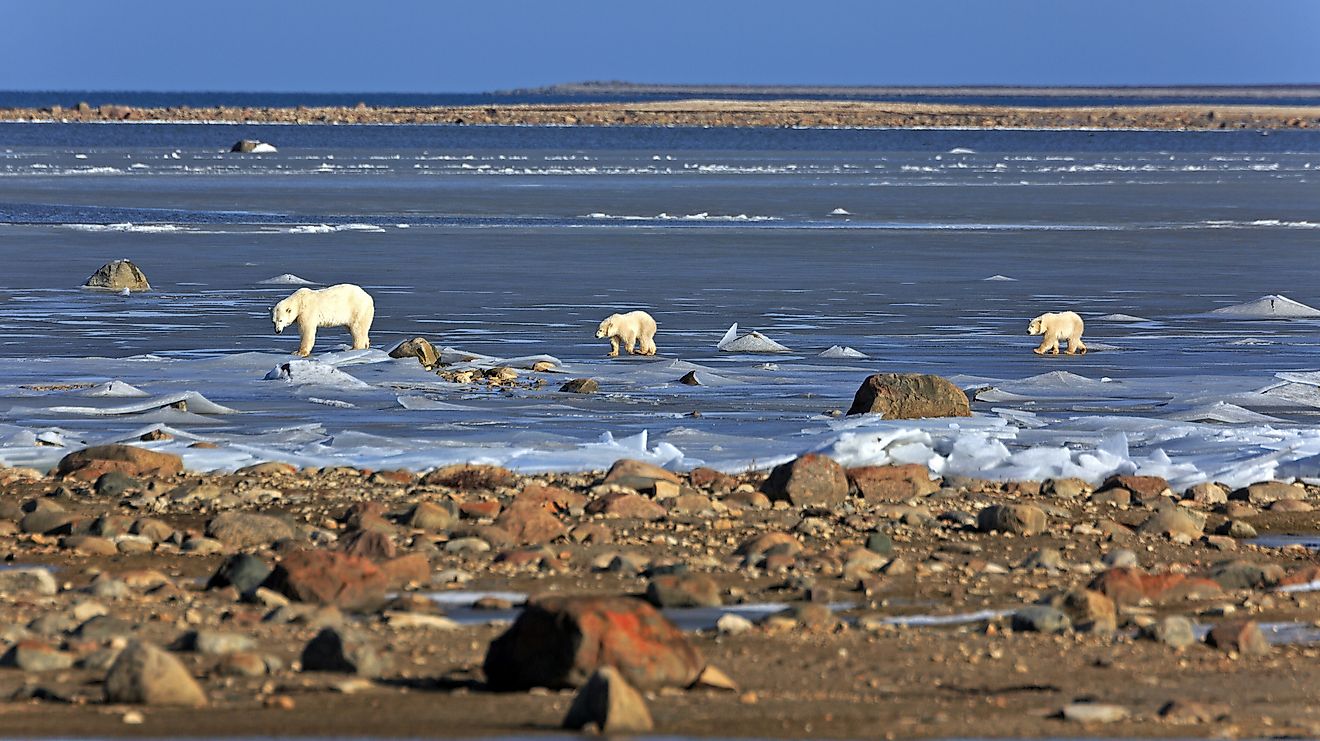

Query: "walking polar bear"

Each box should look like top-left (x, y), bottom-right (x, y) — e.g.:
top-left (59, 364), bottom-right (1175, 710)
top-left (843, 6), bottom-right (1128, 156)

top-left (596, 310), bottom-right (657, 357)
top-left (272, 284), bottom-right (375, 357)
top-left (1028, 311), bottom-right (1087, 355)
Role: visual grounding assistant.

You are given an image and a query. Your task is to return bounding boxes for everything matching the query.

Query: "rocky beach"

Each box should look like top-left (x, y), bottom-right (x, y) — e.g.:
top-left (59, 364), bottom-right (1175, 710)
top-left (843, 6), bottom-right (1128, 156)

top-left (2, 436), bottom-right (1320, 738)
top-left (3, 98), bottom-right (1320, 130)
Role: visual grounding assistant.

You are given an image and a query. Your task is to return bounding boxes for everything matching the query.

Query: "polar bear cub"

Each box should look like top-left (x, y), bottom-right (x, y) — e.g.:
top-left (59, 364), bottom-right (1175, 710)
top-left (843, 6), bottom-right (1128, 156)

top-left (1028, 311), bottom-right (1086, 355)
top-left (596, 310), bottom-right (657, 357)
top-left (272, 284), bottom-right (375, 357)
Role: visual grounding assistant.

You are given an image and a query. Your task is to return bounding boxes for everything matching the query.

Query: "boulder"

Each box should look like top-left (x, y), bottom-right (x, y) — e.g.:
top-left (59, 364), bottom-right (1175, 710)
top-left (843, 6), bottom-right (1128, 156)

top-left (645, 574), bottom-right (721, 608)
top-left (206, 511), bottom-right (296, 547)
top-left (405, 500), bottom-right (457, 532)
top-left (104, 640), bottom-right (207, 706)
top-left (761, 454), bottom-right (848, 507)
top-left (1136, 507), bottom-right (1205, 539)
top-left (1088, 567), bottom-right (1223, 606)
top-left (388, 337), bottom-right (440, 368)
top-left (56, 444), bottom-right (182, 480)
top-left (420, 463), bottom-right (517, 490)
top-left (845, 373), bottom-right (970, 418)
top-left (603, 459), bottom-right (681, 491)
top-left (300, 627), bottom-right (384, 677)
top-left (260, 550), bottom-right (389, 612)
top-left (494, 502), bottom-right (567, 544)
top-left (483, 595), bottom-right (703, 690)
top-left (1205, 620), bottom-right (1271, 657)
top-left (205, 554), bottom-right (271, 594)
top-left (977, 504), bottom-right (1047, 536)
top-left (846, 464), bottom-right (939, 501)
top-left (83, 259), bottom-right (151, 291)
top-left (1138, 616), bottom-right (1196, 649)
top-left (586, 491), bottom-right (666, 521)
top-left (560, 378), bottom-right (599, 393)
top-left (230, 139), bottom-right (276, 153)
top-left (562, 666), bottom-right (654, 733)
top-left (0, 567), bottom-right (57, 596)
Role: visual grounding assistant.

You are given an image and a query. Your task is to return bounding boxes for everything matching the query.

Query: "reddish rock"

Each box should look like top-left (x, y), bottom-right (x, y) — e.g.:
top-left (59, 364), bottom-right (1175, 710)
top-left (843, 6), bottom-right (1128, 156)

top-left (339, 529), bottom-right (396, 561)
top-left (846, 464), bottom-right (939, 501)
top-left (261, 550), bottom-right (389, 612)
top-left (761, 454), bottom-right (848, 506)
top-left (1279, 565), bottom-right (1320, 587)
top-left (459, 500), bottom-right (502, 519)
top-left (378, 553), bottom-right (430, 587)
top-left (603, 459), bottom-right (681, 491)
top-left (516, 484), bottom-right (587, 514)
top-left (494, 503), bottom-right (567, 544)
top-left (339, 502), bottom-right (386, 528)
top-left (1088, 567), bottom-right (1223, 606)
top-left (688, 467), bottom-right (737, 493)
top-left (723, 490), bottom-right (771, 509)
top-left (845, 373), bottom-right (971, 419)
top-left (1100, 475), bottom-right (1171, 500)
top-left (1205, 620), bottom-right (1271, 656)
top-left (483, 595), bottom-right (704, 690)
top-left (587, 492), bottom-right (666, 521)
top-left (368, 469), bottom-right (416, 485)
top-left (735, 531), bottom-right (802, 561)
top-left (667, 493), bottom-right (714, 515)
top-left (645, 574), bottom-right (721, 608)
top-left (421, 463), bottom-right (517, 490)
top-left (55, 444), bottom-right (183, 481)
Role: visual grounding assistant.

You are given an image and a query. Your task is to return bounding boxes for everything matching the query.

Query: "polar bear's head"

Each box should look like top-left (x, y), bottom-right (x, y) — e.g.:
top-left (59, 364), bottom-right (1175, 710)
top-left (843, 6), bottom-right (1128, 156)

top-left (1027, 315), bottom-right (1047, 336)
top-left (271, 289), bottom-right (309, 334)
top-left (595, 314), bottom-right (619, 339)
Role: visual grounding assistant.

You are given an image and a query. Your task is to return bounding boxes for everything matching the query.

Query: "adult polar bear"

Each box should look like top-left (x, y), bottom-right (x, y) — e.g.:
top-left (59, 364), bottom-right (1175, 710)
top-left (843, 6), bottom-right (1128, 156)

top-left (272, 284), bottom-right (375, 356)
top-left (596, 310), bottom-right (657, 357)
top-left (1028, 311), bottom-right (1086, 355)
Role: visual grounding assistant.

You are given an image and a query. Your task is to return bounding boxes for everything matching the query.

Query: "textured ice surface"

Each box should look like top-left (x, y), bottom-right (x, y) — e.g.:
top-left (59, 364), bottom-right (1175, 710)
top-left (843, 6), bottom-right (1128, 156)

top-left (718, 324), bottom-right (792, 353)
top-left (818, 345), bottom-right (868, 359)
top-left (258, 273), bottom-right (315, 285)
top-left (1208, 294), bottom-right (1320, 318)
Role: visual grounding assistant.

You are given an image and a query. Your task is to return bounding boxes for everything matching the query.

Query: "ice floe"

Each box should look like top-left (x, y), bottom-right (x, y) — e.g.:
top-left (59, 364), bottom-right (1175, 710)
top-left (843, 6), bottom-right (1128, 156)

top-left (717, 324), bottom-right (791, 353)
top-left (983, 274), bottom-right (1017, 281)
top-left (258, 274), bottom-right (316, 285)
top-left (818, 345), bottom-right (869, 359)
top-left (1208, 294), bottom-right (1320, 319)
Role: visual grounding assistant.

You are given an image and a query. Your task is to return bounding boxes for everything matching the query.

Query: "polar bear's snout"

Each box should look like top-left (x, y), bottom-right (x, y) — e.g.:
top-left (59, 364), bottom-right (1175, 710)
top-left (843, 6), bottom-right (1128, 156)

top-left (1027, 318), bottom-right (1044, 336)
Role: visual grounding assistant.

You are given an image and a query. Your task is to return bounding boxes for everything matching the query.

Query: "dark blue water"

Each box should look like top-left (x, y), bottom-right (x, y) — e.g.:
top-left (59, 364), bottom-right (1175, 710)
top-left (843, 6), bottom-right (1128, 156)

top-left (3, 122), bottom-right (1319, 153)
top-left (5, 87), bottom-right (1320, 109)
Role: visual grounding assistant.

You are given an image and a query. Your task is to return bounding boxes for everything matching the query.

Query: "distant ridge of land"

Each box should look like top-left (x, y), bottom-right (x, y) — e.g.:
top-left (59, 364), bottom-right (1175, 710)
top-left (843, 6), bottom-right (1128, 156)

top-left (517, 81), bottom-right (1320, 100)
top-left (2, 94), bottom-right (1319, 130)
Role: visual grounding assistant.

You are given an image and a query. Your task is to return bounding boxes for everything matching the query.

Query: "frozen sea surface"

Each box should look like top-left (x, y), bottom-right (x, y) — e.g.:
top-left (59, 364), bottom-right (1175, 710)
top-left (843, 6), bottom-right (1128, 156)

top-left (1, 123), bottom-right (1320, 486)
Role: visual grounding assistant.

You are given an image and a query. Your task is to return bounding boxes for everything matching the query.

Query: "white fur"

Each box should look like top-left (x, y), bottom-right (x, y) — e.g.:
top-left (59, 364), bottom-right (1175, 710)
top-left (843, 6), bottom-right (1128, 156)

top-left (1028, 311), bottom-right (1086, 355)
top-left (271, 284), bottom-right (375, 357)
top-left (595, 310), bottom-right (658, 358)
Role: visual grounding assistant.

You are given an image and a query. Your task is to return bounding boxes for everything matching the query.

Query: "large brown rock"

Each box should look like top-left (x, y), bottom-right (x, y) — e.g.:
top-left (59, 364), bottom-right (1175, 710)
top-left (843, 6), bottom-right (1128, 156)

top-left (483, 595), bottom-right (704, 691)
top-left (1206, 620), bottom-right (1271, 657)
top-left (846, 464), bottom-right (939, 501)
top-left (761, 453), bottom-right (848, 506)
top-left (603, 459), bottom-right (681, 491)
top-left (846, 373), bottom-right (971, 418)
top-left (495, 502), bottom-right (568, 544)
top-left (976, 504), bottom-right (1047, 536)
top-left (388, 337), bottom-right (440, 368)
top-left (83, 259), bottom-right (151, 291)
top-left (261, 549), bottom-right (389, 612)
top-left (420, 463), bottom-right (517, 490)
top-left (104, 640), bottom-right (206, 706)
top-left (56, 444), bottom-right (182, 481)
top-left (205, 511), bottom-right (296, 547)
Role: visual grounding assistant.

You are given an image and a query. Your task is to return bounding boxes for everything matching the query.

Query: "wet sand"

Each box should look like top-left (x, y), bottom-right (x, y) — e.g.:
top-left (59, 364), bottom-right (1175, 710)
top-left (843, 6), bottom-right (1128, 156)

top-left (4, 98), bottom-right (1320, 129)
top-left (3, 455), bottom-right (1320, 739)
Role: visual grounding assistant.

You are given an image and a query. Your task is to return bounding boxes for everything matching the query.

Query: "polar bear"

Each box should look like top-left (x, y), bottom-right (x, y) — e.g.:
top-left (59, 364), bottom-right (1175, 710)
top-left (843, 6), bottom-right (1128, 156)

top-left (271, 284), bottom-right (374, 357)
top-left (595, 310), bottom-right (657, 357)
top-left (1028, 311), bottom-right (1086, 355)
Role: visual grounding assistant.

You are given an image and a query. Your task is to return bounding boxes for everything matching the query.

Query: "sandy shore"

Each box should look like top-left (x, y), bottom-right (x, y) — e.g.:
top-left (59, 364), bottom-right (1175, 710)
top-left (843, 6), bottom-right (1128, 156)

top-left (2, 446), bottom-right (1320, 738)
top-left (4, 99), bottom-right (1320, 129)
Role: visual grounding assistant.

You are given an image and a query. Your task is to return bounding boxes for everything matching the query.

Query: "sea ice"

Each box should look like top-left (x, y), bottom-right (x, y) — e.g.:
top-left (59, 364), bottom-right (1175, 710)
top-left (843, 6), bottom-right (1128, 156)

top-left (829, 208), bottom-right (851, 215)
top-left (1208, 294), bottom-right (1320, 319)
top-left (818, 345), bottom-right (868, 359)
top-left (717, 324), bottom-right (791, 353)
top-left (258, 274), bottom-right (316, 285)
top-left (263, 360), bottom-right (373, 389)
top-left (82, 380), bottom-right (149, 398)
top-left (983, 274), bottom-right (1017, 281)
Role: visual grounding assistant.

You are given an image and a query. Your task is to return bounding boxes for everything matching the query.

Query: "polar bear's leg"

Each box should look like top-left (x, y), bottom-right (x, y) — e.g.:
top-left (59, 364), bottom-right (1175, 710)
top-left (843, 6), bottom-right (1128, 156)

top-left (1048, 331), bottom-right (1061, 355)
top-left (607, 336), bottom-right (620, 358)
top-left (640, 332), bottom-right (656, 356)
top-left (1033, 335), bottom-right (1052, 355)
top-left (349, 316), bottom-right (371, 350)
top-left (624, 331), bottom-right (639, 355)
top-left (296, 323), bottom-right (317, 357)
top-left (1067, 333), bottom-right (1087, 355)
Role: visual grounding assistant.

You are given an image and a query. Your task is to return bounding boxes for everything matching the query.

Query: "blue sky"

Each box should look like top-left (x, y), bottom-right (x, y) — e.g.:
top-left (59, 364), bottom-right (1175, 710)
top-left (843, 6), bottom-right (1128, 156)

top-left (4, 0), bottom-right (1317, 91)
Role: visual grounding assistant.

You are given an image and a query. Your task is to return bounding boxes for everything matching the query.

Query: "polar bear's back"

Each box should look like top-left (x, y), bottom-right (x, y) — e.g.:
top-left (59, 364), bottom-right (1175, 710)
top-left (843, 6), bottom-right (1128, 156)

top-left (301, 283), bottom-right (374, 326)
top-left (620, 310), bottom-right (657, 332)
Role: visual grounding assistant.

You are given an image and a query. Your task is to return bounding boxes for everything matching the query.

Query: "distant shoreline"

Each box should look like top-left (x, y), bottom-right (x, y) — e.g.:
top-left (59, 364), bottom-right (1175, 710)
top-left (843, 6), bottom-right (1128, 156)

top-left (2, 98), bottom-right (1319, 130)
